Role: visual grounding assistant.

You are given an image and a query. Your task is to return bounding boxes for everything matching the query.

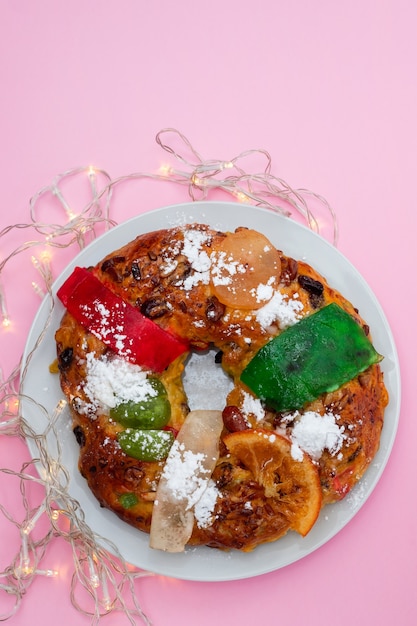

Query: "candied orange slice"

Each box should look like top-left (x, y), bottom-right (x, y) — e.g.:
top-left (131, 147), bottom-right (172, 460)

top-left (210, 229), bottom-right (281, 310)
top-left (223, 429), bottom-right (322, 536)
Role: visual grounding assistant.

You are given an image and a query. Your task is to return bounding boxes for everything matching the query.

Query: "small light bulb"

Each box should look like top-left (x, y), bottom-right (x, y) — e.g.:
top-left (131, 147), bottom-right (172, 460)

top-left (159, 164), bottom-right (172, 176)
top-left (90, 574), bottom-right (100, 588)
top-left (31, 281), bottom-right (45, 298)
top-left (39, 249), bottom-right (52, 263)
top-left (191, 173), bottom-right (205, 187)
top-left (57, 398), bottom-right (67, 410)
top-left (21, 564), bottom-right (34, 576)
top-left (37, 568), bottom-right (59, 578)
top-left (236, 191), bottom-right (249, 203)
top-left (52, 186), bottom-right (77, 220)
top-left (88, 554), bottom-right (100, 588)
top-left (31, 255), bottom-right (40, 270)
top-left (2, 316), bottom-right (11, 329)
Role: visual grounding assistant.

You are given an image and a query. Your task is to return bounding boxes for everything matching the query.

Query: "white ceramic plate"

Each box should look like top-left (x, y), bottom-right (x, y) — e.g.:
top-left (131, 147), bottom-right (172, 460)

top-left (21, 201), bottom-right (400, 581)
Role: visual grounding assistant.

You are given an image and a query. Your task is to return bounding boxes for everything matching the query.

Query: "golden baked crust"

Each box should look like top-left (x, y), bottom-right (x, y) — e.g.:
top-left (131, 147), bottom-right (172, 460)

top-left (55, 224), bottom-right (388, 551)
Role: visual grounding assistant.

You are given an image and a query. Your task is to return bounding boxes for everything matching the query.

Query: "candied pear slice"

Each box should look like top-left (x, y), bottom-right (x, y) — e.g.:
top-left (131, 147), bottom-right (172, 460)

top-left (150, 410), bottom-right (223, 552)
top-left (210, 229), bottom-right (281, 310)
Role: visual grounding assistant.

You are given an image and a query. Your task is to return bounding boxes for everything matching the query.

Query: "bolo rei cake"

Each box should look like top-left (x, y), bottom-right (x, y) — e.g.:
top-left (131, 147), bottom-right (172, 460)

top-left (54, 224), bottom-right (388, 552)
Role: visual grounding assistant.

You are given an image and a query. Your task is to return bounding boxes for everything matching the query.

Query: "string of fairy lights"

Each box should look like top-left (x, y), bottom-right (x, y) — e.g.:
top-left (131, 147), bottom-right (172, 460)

top-left (0, 128), bottom-right (337, 623)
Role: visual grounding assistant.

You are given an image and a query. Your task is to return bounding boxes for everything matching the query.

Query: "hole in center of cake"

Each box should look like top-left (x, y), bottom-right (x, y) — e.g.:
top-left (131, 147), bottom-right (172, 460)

top-left (182, 348), bottom-right (234, 411)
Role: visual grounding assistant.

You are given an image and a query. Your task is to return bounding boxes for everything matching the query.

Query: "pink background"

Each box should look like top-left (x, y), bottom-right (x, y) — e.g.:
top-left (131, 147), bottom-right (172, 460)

top-left (1, 1), bottom-right (416, 624)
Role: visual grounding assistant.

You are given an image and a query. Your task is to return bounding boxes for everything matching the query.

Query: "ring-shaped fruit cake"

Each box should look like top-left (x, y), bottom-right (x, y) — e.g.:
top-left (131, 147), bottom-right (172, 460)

top-left (54, 224), bottom-right (388, 552)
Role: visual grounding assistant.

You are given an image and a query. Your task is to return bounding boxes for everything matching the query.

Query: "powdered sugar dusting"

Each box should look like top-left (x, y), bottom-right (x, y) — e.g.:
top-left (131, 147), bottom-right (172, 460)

top-left (346, 478), bottom-right (368, 509)
top-left (82, 353), bottom-right (155, 411)
top-left (287, 410), bottom-right (346, 461)
top-left (194, 479), bottom-right (220, 528)
top-left (180, 229), bottom-right (212, 290)
top-left (256, 291), bottom-right (304, 329)
top-left (158, 440), bottom-right (218, 517)
top-left (210, 250), bottom-right (247, 286)
top-left (251, 278), bottom-right (276, 303)
top-left (80, 299), bottom-right (133, 357)
top-left (242, 390), bottom-right (265, 422)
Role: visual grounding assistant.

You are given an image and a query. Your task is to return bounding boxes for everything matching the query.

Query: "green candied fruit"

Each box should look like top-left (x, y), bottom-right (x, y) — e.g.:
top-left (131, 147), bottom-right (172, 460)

top-left (240, 303), bottom-right (382, 412)
top-left (110, 377), bottom-right (171, 429)
top-left (117, 428), bottom-right (174, 462)
top-left (118, 492), bottom-right (139, 509)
